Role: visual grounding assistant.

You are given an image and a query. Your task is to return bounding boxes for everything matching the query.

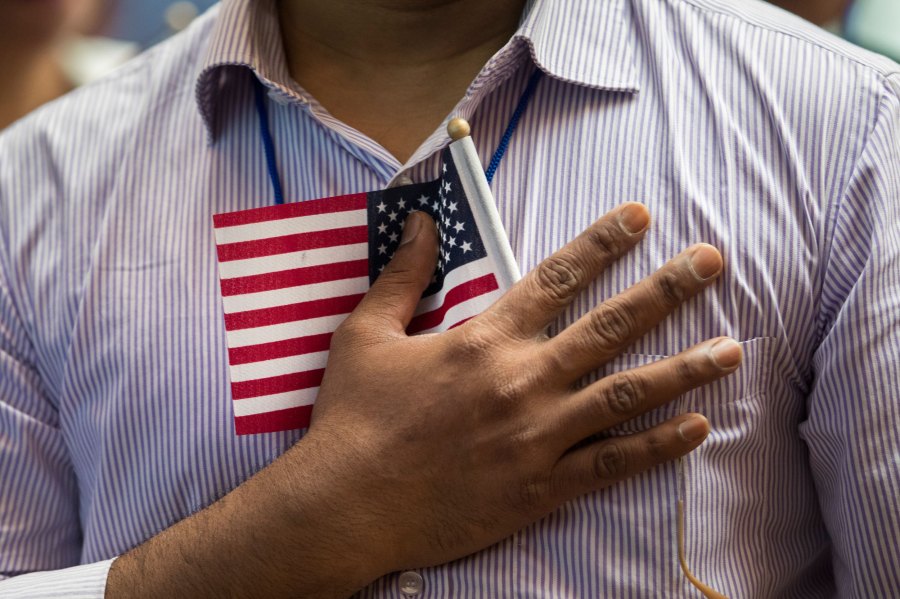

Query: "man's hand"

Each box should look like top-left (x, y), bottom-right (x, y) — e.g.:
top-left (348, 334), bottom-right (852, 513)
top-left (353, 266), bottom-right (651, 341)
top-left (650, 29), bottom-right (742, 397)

top-left (107, 203), bottom-right (740, 599)
top-left (307, 203), bottom-right (739, 576)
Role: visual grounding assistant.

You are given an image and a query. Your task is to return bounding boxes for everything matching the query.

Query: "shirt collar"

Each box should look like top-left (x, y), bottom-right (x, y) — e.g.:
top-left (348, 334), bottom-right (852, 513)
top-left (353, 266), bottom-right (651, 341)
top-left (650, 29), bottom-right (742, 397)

top-left (194, 0), bottom-right (640, 140)
top-left (518, 0), bottom-right (640, 92)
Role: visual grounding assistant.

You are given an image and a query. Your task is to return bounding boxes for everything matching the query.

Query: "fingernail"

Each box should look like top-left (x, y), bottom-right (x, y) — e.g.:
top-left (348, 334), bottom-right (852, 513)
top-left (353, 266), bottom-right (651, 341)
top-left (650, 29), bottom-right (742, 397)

top-left (678, 415), bottom-right (710, 443)
top-left (689, 244), bottom-right (722, 280)
top-left (618, 203), bottom-right (650, 234)
top-left (709, 338), bottom-right (742, 369)
top-left (400, 211), bottom-right (422, 246)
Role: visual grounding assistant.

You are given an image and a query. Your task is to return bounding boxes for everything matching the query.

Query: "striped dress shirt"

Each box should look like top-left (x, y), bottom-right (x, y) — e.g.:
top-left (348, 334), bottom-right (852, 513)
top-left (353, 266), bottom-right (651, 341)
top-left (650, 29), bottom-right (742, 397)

top-left (1, 0), bottom-right (898, 596)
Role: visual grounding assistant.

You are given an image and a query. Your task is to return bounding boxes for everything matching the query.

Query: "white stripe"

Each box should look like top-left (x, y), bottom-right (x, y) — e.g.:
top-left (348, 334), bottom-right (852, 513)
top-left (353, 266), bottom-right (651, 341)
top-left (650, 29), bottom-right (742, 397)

top-left (413, 256), bottom-right (497, 316)
top-left (214, 208), bottom-right (366, 244)
top-left (415, 288), bottom-right (504, 335)
top-left (222, 276), bottom-right (369, 313)
top-left (226, 312), bottom-right (350, 348)
top-left (229, 350), bottom-right (329, 382)
top-left (232, 386), bottom-right (319, 417)
top-left (217, 242), bottom-right (368, 279)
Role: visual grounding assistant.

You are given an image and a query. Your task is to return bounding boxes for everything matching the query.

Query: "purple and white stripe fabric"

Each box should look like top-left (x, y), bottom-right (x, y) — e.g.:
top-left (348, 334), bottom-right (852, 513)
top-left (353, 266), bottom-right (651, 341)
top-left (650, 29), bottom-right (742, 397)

top-left (1, 0), bottom-right (898, 596)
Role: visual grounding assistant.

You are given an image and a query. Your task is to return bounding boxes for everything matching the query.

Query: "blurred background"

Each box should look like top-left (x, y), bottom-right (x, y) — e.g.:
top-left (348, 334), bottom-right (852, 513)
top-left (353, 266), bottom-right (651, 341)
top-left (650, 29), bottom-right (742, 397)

top-left (1, 0), bottom-right (899, 129)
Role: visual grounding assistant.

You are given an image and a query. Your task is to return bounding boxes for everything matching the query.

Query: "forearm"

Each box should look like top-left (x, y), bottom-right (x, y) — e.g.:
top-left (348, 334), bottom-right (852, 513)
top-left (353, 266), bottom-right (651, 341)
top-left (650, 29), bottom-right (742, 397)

top-left (106, 433), bottom-right (389, 598)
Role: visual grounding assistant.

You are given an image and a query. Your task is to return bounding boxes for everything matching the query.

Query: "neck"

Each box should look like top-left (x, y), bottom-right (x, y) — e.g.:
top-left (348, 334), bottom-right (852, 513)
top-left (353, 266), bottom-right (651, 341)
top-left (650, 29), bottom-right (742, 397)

top-left (0, 47), bottom-right (71, 129)
top-left (278, 0), bottom-right (525, 164)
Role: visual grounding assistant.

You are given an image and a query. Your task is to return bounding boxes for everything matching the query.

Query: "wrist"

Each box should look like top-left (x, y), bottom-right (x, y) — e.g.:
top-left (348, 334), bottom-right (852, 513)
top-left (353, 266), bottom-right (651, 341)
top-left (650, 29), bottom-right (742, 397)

top-left (276, 430), bottom-right (397, 593)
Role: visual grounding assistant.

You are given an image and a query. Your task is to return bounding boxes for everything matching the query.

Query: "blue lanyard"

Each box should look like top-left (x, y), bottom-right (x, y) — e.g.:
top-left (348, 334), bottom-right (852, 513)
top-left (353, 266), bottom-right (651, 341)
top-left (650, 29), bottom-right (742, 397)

top-left (253, 68), bottom-right (543, 205)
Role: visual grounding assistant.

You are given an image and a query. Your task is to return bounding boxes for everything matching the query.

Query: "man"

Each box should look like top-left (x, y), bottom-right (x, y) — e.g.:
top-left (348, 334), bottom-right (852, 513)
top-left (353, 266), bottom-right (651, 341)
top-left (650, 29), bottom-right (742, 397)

top-left (0, 0), bottom-right (897, 597)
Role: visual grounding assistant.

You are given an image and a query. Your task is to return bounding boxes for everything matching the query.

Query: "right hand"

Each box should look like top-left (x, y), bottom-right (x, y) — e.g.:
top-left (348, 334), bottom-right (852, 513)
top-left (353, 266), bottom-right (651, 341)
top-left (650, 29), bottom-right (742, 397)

top-left (302, 202), bottom-right (742, 586)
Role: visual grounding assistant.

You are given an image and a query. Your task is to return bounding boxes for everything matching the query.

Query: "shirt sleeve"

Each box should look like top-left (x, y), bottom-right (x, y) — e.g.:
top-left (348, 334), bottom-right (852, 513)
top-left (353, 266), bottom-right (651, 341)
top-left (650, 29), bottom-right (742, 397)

top-left (0, 560), bottom-right (114, 598)
top-left (0, 139), bottom-right (115, 598)
top-left (801, 74), bottom-right (900, 597)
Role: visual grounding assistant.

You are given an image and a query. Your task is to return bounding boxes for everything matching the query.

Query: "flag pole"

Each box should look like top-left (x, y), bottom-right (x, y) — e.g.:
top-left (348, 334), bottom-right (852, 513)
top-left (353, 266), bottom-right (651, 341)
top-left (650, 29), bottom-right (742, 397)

top-left (446, 118), bottom-right (521, 291)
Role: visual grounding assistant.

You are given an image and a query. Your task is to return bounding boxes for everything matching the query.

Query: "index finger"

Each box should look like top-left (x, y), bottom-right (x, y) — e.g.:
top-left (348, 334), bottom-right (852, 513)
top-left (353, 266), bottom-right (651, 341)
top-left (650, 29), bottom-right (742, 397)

top-left (481, 203), bottom-right (650, 339)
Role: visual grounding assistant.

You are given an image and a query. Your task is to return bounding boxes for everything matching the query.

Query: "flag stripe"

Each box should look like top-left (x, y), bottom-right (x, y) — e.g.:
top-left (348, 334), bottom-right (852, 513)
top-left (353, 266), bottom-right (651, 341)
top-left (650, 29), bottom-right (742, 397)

top-left (412, 257), bottom-right (496, 316)
top-left (229, 349), bottom-right (328, 382)
top-left (215, 208), bottom-right (366, 245)
top-left (216, 226), bottom-right (368, 262)
top-left (414, 288), bottom-right (504, 335)
top-left (232, 386), bottom-right (319, 417)
top-left (214, 192), bottom-right (367, 228)
top-left (225, 313), bottom-right (349, 348)
top-left (222, 274), bottom-right (368, 312)
top-left (224, 293), bottom-right (364, 330)
top-left (228, 332), bottom-right (333, 365)
top-left (217, 242), bottom-right (368, 280)
top-left (221, 258), bottom-right (368, 296)
top-left (407, 274), bottom-right (499, 334)
top-left (233, 405), bottom-right (315, 435)
top-left (231, 368), bottom-right (325, 400)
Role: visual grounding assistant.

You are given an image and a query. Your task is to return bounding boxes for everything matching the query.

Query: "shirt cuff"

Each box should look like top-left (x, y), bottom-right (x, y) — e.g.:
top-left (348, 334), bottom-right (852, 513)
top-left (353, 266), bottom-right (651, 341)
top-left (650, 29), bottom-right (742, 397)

top-left (0, 558), bottom-right (115, 598)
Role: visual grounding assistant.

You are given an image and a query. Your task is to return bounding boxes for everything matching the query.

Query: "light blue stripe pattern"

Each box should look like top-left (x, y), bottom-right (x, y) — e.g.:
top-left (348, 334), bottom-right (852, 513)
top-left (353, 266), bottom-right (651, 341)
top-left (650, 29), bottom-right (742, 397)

top-left (1, 0), bottom-right (898, 596)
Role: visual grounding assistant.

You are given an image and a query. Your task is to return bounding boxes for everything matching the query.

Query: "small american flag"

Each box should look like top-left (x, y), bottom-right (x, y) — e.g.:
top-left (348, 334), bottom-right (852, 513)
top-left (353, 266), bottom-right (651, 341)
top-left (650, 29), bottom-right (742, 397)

top-left (213, 143), bottom-right (516, 435)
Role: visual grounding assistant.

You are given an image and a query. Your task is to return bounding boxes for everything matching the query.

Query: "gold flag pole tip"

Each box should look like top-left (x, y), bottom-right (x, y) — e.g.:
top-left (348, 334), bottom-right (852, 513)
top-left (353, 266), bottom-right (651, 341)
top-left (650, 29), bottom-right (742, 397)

top-left (447, 117), bottom-right (471, 141)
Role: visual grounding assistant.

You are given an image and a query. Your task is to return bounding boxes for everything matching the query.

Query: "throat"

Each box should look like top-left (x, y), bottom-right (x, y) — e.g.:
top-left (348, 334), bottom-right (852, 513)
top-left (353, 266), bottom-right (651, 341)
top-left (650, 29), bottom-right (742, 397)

top-left (277, 0), bottom-right (526, 164)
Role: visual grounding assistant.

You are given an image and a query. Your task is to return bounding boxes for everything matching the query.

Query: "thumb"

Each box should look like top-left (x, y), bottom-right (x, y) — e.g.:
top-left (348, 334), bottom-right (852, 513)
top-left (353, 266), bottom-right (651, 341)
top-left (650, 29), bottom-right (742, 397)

top-left (351, 210), bottom-right (439, 334)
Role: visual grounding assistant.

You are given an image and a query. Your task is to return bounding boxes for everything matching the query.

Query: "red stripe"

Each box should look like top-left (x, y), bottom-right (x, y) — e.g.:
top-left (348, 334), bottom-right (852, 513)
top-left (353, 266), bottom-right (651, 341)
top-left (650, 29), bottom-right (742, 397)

top-left (217, 226), bottom-right (368, 262)
top-left (229, 332), bottom-right (333, 365)
top-left (407, 274), bottom-right (498, 334)
top-left (214, 193), bottom-right (367, 228)
top-left (234, 405), bottom-right (313, 435)
top-left (449, 315), bottom-right (474, 329)
top-left (231, 368), bottom-right (325, 400)
top-left (225, 293), bottom-right (364, 330)
top-left (221, 259), bottom-right (369, 296)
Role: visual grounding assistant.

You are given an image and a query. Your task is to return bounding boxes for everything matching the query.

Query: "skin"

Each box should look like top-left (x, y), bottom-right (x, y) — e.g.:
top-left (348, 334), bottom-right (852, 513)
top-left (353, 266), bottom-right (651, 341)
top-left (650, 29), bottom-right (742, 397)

top-left (107, 2), bottom-right (743, 597)
top-left (107, 205), bottom-right (741, 598)
top-left (768, 0), bottom-right (848, 25)
top-left (277, 0), bottom-right (527, 163)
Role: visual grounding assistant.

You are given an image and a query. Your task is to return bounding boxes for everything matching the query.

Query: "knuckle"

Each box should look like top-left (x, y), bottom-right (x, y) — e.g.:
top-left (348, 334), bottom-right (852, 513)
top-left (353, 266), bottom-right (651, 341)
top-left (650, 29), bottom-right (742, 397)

top-left (331, 317), bottom-right (362, 346)
top-left (674, 356), bottom-right (702, 385)
top-left (655, 270), bottom-right (686, 308)
top-left (490, 375), bottom-right (530, 411)
top-left (513, 476), bottom-right (550, 512)
top-left (378, 265), bottom-right (420, 290)
top-left (534, 255), bottom-right (583, 307)
top-left (586, 301), bottom-right (636, 351)
top-left (593, 442), bottom-right (628, 480)
top-left (644, 429), bottom-right (671, 462)
top-left (603, 374), bottom-right (645, 417)
top-left (454, 324), bottom-right (495, 361)
top-left (586, 221), bottom-right (625, 258)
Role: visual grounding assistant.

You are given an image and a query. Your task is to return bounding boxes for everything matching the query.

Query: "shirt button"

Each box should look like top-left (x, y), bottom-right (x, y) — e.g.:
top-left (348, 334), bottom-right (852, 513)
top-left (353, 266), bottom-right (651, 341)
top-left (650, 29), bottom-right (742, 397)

top-left (398, 571), bottom-right (423, 595)
top-left (394, 175), bottom-right (414, 187)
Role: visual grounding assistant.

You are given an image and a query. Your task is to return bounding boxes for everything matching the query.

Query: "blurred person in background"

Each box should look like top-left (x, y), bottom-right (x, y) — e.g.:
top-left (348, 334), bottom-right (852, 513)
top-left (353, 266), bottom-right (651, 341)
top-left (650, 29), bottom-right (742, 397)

top-left (768, 0), bottom-right (848, 26)
top-left (0, 0), bottom-right (134, 129)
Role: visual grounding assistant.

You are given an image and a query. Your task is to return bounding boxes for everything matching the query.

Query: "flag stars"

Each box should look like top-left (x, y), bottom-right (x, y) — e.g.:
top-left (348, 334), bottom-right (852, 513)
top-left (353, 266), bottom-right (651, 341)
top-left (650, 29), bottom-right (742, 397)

top-left (377, 222), bottom-right (388, 235)
top-left (453, 221), bottom-right (465, 233)
top-left (443, 180), bottom-right (452, 193)
top-left (460, 241), bottom-right (472, 253)
top-left (388, 210), bottom-right (399, 222)
top-left (388, 232), bottom-right (399, 243)
top-left (397, 198), bottom-right (407, 210)
top-left (377, 243), bottom-right (388, 255)
top-left (376, 201), bottom-right (387, 213)
top-left (447, 201), bottom-right (458, 213)
top-left (416, 194), bottom-right (430, 206)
